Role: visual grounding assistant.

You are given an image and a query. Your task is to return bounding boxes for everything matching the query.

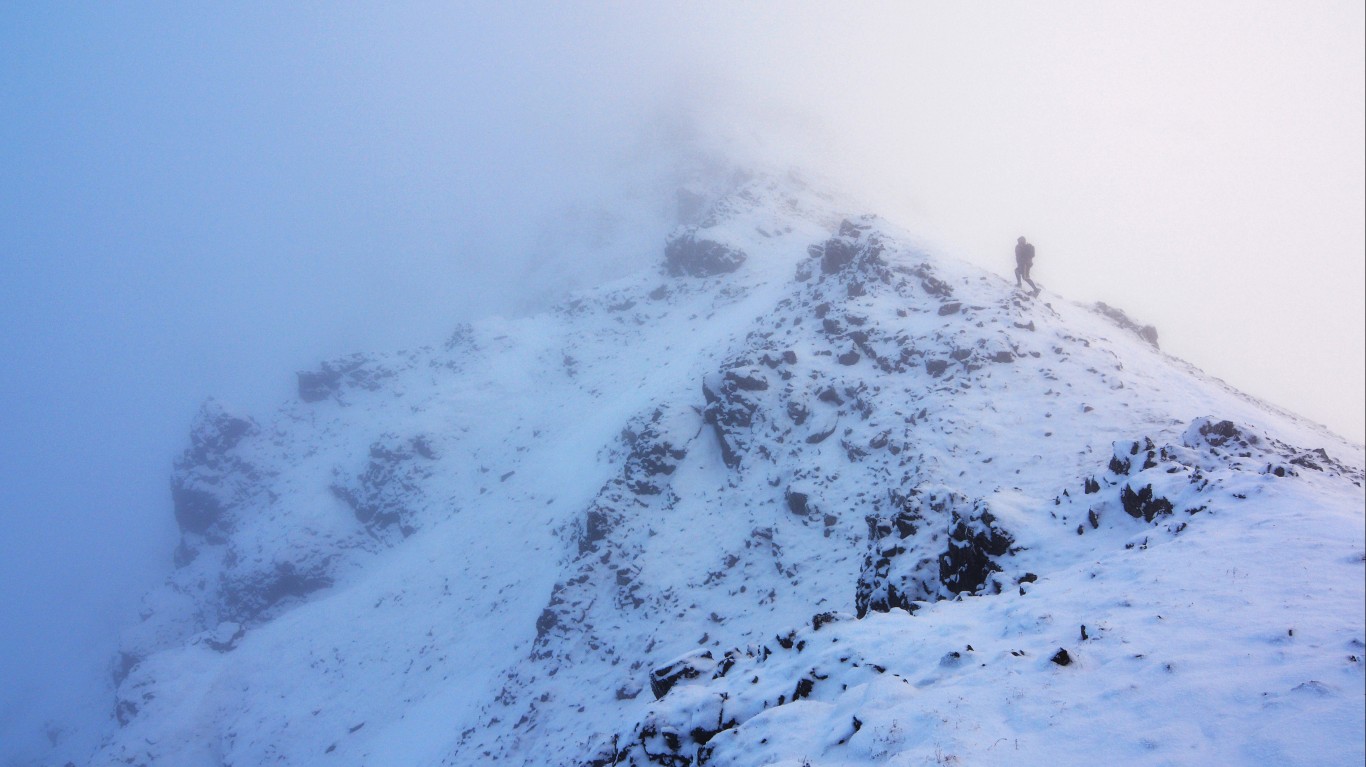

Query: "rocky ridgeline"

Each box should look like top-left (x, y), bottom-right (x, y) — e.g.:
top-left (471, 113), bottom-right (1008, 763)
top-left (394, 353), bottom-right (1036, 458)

top-left (416, 202), bottom-right (1364, 766)
top-left (1068, 416), bottom-right (1362, 535)
top-left (168, 356), bottom-right (420, 620)
top-left (462, 208), bottom-right (1254, 765)
top-left (95, 178), bottom-right (1363, 767)
top-left (115, 344), bottom-right (454, 731)
top-left (578, 414), bottom-right (1360, 767)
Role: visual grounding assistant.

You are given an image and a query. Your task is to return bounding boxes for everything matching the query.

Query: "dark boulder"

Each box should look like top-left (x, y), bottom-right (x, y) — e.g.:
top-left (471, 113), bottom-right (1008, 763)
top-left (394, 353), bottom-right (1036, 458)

top-left (807, 217), bottom-right (888, 278)
top-left (184, 400), bottom-right (255, 461)
top-left (580, 507), bottom-right (613, 554)
top-left (621, 407), bottom-right (691, 495)
top-left (702, 367), bottom-right (770, 469)
top-left (649, 651), bottom-right (716, 700)
top-left (812, 611), bottom-right (847, 631)
top-left (1185, 417), bottom-right (1259, 451)
top-left (1120, 483), bottom-right (1174, 522)
top-left (170, 400), bottom-right (261, 538)
top-left (1108, 437), bottom-right (1158, 476)
top-left (665, 229), bottom-right (747, 277)
top-left (297, 368), bottom-right (342, 403)
top-left (821, 238), bottom-right (861, 274)
top-left (171, 485), bottom-right (227, 536)
top-left (857, 489), bottom-right (1014, 615)
top-left (940, 504), bottom-right (1014, 595)
top-left (220, 559), bottom-right (334, 625)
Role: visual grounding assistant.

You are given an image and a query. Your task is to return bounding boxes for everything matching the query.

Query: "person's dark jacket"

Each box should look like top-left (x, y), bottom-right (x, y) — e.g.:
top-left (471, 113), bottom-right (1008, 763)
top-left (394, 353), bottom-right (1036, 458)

top-left (1015, 241), bottom-right (1035, 266)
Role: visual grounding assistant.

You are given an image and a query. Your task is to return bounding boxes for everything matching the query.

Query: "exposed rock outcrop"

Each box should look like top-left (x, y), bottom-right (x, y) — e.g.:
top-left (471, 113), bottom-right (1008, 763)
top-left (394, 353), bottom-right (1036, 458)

top-left (857, 488), bottom-right (1017, 617)
top-left (664, 229), bottom-right (747, 277)
top-left (170, 400), bottom-right (261, 543)
top-left (1092, 301), bottom-right (1160, 348)
top-left (330, 434), bottom-right (439, 539)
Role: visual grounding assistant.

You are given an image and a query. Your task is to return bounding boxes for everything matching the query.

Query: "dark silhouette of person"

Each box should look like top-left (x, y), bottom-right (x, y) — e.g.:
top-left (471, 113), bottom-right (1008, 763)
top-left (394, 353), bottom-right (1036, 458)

top-left (1015, 236), bottom-right (1039, 295)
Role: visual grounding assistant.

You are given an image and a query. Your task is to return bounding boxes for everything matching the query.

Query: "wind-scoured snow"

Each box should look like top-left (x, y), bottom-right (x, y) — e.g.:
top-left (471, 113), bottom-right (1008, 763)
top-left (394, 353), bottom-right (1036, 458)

top-left (78, 176), bottom-right (1362, 767)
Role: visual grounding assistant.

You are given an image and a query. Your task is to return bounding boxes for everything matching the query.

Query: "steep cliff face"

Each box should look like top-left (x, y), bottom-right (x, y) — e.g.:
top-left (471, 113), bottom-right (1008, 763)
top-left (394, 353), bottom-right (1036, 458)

top-left (93, 178), bottom-right (1364, 767)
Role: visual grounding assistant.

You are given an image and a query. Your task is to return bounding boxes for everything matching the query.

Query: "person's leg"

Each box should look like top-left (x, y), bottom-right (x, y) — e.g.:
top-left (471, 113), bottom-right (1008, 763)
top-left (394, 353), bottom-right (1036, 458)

top-left (1021, 263), bottom-right (1038, 292)
top-left (1015, 266), bottom-right (1023, 287)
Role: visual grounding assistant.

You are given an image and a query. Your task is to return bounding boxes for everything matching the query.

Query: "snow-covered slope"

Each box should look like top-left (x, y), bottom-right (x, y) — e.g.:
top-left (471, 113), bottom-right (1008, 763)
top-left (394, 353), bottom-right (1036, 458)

top-left (82, 178), bottom-right (1363, 767)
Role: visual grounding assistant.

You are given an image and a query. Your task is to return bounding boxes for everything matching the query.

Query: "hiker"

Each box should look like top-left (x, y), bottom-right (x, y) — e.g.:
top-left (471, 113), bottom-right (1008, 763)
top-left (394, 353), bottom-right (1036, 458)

top-left (1014, 236), bottom-right (1039, 295)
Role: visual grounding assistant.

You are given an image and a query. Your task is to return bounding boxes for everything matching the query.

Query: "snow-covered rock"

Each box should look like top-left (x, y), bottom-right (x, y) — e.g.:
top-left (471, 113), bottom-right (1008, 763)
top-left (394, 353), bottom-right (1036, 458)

top-left (77, 177), bottom-right (1363, 767)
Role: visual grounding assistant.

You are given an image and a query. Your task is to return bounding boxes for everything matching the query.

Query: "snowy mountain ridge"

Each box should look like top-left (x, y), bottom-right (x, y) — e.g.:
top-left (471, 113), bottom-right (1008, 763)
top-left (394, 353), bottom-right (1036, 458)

top-left (77, 176), bottom-right (1363, 767)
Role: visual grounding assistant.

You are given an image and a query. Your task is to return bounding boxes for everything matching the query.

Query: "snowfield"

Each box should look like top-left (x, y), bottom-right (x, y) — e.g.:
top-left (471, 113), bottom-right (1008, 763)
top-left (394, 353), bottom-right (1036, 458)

top-left (65, 176), bottom-right (1362, 767)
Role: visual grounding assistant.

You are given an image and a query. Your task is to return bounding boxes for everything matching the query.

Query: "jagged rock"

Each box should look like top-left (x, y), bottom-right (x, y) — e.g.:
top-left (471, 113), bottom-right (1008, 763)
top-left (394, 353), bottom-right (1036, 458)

top-left (580, 508), bottom-right (613, 555)
top-left (91, 178), bottom-right (1365, 767)
top-left (170, 483), bottom-right (226, 538)
top-left (535, 608), bottom-right (558, 640)
top-left (664, 229), bottom-right (747, 277)
top-left (821, 238), bottom-right (860, 274)
top-left (597, 613), bottom-right (939, 767)
top-left (1092, 301), bottom-right (1160, 348)
top-left (702, 367), bottom-right (771, 469)
top-left (898, 263), bottom-right (953, 298)
top-left (857, 488), bottom-right (1015, 616)
top-left (185, 400), bottom-right (255, 461)
top-left (621, 407), bottom-right (693, 495)
top-left (807, 217), bottom-right (887, 277)
top-left (296, 353), bottom-right (397, 402)
top-left (1184, 417), bottom-right (1258, 451)
top-left (1108, 437), bottom-right (1158, 476)
top-left (330, 434), bottom-right (438, 537)
top-left (940, 502), bottom-right (1014, 595)
top-left (170, 401), bottom-right (261, 538)
top-left (220, 559), bottom-right (334, 625)
top-left (1120, 483), bottom-right (1174, 522)
top-left (812, 611), bottom-right (847, 631)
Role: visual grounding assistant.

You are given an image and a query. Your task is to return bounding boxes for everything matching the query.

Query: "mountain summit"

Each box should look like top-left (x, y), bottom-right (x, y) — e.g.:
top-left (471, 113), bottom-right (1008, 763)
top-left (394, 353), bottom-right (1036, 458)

top-left (88, 178), bottom-right (1363, 767)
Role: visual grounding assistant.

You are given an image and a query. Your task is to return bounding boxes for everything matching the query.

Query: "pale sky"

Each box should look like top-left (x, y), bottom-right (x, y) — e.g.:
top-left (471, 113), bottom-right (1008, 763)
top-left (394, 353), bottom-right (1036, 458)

top-left (1, 1), bottom-right (1361, 759)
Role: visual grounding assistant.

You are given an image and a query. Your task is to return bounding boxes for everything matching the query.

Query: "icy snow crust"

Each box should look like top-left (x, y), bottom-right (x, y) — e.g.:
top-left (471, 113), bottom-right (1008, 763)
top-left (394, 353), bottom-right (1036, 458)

top-left (93, 180), bottom-right (1364, 767)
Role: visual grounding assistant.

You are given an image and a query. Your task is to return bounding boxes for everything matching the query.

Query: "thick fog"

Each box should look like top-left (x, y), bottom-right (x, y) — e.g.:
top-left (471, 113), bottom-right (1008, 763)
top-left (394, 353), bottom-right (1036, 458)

top-left (1, 1), bottom-right (1361, 760)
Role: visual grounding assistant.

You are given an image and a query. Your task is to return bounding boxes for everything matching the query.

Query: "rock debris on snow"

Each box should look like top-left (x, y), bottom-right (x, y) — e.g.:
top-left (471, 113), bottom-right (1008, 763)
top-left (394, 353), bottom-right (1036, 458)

top-left (80, 175), bottom-right (1364, 767)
